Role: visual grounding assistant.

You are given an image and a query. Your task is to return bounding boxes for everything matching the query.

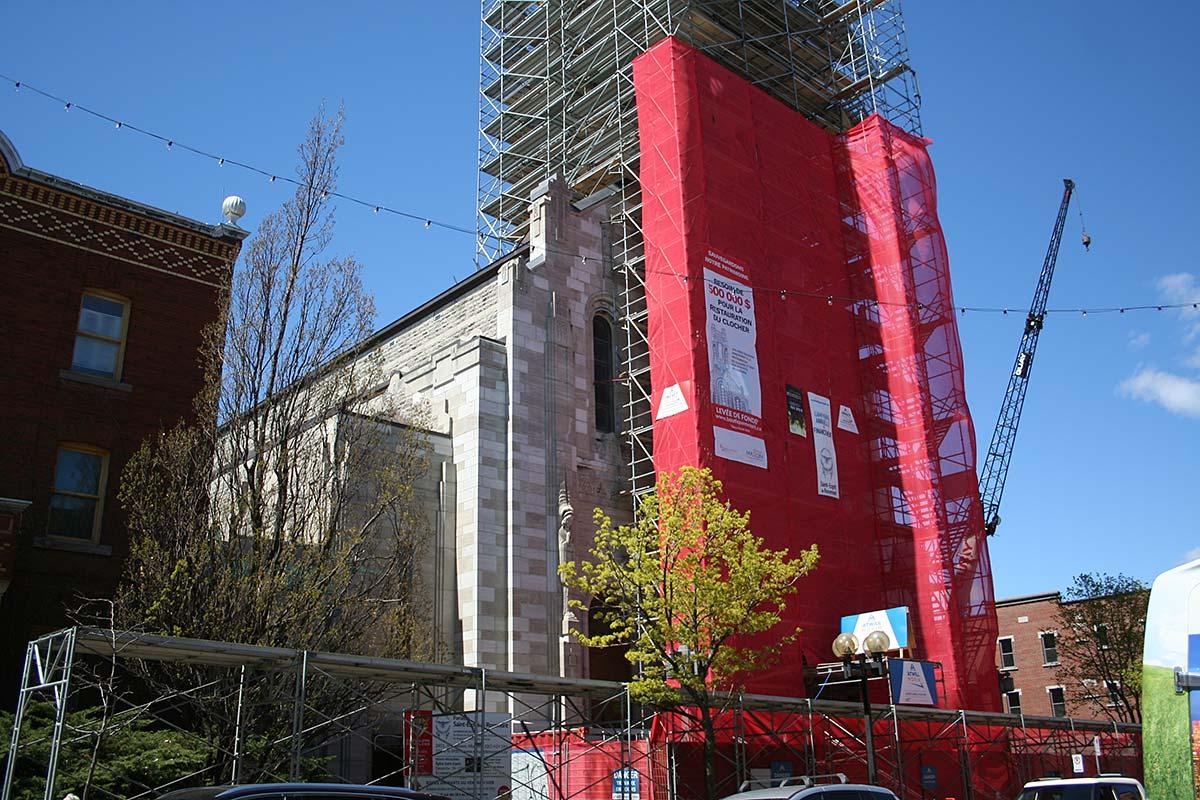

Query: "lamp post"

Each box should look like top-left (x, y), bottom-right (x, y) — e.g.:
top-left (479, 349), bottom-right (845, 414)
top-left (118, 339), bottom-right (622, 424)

top-left (832, 630), bottom-right (891, 786)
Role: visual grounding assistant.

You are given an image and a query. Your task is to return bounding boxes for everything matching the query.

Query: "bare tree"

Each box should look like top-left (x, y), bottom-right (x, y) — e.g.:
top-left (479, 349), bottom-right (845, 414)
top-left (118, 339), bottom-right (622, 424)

top-left (1053, 572), bottom-right (1148, 724)
top-left (113, 106), bottom-right (431, 780)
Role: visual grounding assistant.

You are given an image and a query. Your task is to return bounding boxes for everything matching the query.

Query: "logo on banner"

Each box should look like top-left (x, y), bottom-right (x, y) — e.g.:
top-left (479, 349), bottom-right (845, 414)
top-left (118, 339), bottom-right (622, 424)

top-left (888, 659), bottom-right (938, 706)
top-left (806, 393), bottom-right (838, 497)
top-left (841, 606), bottom-right (909, 652)
top-left (703, 249), bottom-right (766, 469)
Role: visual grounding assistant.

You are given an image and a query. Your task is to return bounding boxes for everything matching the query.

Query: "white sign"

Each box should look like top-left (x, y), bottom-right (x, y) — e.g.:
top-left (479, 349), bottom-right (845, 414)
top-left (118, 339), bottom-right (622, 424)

top-left (1072, 753), bottom-right (1085, 774)
top-left (423, 712), bottom-right (512, 800)
top-left (836, 405), bottom-right (859, 434)
top-left (511, 749), bottom-right (551, 800)
top-left (713, 426), bottom-right (768, 469)
top-left (807, 393), bottom-right (839, 497)
top-left (1093, 736), bottom-right (1102, 756)
top-left (656, 383), bottom-right (689, 420)
top-left (703, 250), bottom-right (766, 470)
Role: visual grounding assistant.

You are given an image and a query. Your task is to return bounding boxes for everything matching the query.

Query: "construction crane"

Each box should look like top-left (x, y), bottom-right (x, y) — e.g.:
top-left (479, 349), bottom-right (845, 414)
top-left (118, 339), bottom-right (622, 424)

top-left (977, 178), bottom-right (1076, 536)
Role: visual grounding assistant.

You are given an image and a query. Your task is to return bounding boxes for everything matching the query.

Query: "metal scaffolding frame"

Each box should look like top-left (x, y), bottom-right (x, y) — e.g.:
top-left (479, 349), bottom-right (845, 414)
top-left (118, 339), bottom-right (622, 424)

top-left (5, 629), bottom-right (1140, 800)
top-left (476, 0), bottom-right (921, 501)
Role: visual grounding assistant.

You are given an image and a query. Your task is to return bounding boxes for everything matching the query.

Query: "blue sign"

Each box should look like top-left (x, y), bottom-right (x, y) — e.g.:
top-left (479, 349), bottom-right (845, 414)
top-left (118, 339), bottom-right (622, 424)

top-left (612, 768), bottom-right (640, 800)
top-left (769, 761), bottom-right (792, 782)
top-left (888, 659), bottom-right (938, 706)
top-left (920, 765), bottom-right (938, 790)
top-left (839, 606), bottom-right (909, 652)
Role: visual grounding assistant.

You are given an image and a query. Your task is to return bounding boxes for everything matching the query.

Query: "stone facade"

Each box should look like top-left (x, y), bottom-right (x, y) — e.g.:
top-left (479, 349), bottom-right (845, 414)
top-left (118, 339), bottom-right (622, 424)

top-left (359, 177), bottom-right (632, 705)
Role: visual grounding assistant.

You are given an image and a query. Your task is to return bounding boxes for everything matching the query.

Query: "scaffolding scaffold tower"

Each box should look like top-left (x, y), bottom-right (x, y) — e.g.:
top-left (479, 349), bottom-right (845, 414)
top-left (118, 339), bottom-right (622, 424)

top-left (476, 0), bottom-right (922, 502)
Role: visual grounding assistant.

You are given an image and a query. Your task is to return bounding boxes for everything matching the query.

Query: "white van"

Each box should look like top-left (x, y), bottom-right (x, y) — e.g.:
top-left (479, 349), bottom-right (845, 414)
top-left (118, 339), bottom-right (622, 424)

top-left (1015, 775), bottom-right (1146, 800)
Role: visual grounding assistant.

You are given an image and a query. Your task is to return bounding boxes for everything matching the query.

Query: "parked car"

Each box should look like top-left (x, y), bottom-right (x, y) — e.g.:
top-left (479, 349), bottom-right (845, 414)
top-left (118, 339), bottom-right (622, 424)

top-left (1015, 775), bottom-right (1146, 800)
top-left (717, 774), bottom-right (898, 800)
top-left (157, 784), bottom-right (451, 800)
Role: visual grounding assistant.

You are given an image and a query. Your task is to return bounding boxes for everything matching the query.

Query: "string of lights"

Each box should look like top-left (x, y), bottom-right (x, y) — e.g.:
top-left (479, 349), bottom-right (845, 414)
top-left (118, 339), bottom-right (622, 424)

top-left (644, 268), bottom-right (1198, 317)
top-left (3, 72), bottom-right (1197, 319)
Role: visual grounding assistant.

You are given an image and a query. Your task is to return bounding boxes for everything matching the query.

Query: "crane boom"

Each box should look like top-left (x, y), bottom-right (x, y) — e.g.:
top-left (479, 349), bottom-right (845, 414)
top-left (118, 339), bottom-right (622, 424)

top-left (978, 178), bottom-right (1075, 536)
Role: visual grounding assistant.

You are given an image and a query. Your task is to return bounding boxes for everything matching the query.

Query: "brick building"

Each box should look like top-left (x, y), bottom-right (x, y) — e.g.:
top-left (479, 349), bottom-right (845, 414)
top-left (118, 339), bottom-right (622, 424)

top-left (995, 591), bottom-right (1131, 721)
top-left (0, 129), bottom-right (247, 687)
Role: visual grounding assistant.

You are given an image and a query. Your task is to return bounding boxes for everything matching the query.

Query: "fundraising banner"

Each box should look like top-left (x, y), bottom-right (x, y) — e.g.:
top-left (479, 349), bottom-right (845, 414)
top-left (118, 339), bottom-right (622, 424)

top-left (807, 392), bottom-right (839, 497)
top-left (704, 250), bottom-right (766, 469)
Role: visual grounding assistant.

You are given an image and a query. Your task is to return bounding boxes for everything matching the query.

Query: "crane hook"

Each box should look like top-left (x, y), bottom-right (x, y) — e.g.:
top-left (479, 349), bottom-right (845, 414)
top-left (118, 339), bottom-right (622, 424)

top-left (1082, 231), bottom-right (1092, 251)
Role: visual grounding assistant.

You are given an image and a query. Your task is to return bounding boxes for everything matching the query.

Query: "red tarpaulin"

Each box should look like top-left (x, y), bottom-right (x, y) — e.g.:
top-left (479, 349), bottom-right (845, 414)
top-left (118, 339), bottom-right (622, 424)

top-left (633, 37), bottom-right (999, 711)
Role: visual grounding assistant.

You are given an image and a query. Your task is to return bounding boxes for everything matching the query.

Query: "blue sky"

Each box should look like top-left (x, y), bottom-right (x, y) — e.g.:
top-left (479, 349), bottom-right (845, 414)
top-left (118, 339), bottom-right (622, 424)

top-left (2, 2), bottom-right (1196, 598)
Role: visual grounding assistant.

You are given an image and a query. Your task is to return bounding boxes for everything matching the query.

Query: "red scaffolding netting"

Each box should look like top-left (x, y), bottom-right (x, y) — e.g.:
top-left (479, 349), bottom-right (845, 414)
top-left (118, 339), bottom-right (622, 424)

top-left (633, 36), bottom-right (999, 710)
top-left (512, 712), bottom-right (1140, 800)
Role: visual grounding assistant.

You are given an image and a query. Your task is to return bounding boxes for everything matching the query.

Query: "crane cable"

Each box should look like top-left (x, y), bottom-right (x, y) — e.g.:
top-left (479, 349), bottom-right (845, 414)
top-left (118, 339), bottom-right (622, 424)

top-left (1076, 185), bottom-right (1092, 252)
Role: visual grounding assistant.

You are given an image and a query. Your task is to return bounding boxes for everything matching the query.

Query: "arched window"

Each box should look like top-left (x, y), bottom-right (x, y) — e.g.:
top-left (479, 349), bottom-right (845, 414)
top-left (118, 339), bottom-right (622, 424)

top-left (592, 315), bottom-right (616, 433)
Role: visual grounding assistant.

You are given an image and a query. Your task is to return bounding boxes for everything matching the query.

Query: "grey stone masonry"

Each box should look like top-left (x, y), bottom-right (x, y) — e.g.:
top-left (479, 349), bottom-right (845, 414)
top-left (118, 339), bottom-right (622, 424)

top-left (366, 175), bottom-right (632, 703)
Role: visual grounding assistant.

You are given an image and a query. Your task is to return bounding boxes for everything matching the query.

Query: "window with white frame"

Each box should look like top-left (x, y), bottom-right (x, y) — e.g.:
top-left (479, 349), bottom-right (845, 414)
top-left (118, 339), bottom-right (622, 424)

top-left (1005, 689), bottom-right (1022, 715)
top-left (1040, 630), bottom-right (1059, 665)
top-left (1095, 623), bottom-right (1111, 649)
top-left (997, 636), bottom-right (1016, 670)
top-left (47, 444), bottom-right (109, 541)
top-left (1047, 685), bottom-right (1067, 717)
top-left (71, 291), bottom-right (130, 380)
top-left (1105, 679), bottom-right (1122, 706)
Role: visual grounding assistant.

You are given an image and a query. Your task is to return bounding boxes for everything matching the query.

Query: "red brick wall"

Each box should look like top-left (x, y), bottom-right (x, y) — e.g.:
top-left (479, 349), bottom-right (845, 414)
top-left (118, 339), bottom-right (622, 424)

top-left (994, 594), bottom-right (1064, 717)
top-left (0, 181), bottom-right (238, 692)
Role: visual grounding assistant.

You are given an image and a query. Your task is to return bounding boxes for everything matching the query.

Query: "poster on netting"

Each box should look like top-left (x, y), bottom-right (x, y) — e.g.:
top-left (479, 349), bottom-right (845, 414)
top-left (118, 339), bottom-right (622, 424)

top-left (807, 392), bottom-right (839, 498)
top-left (703, 249), bottom-right (766, 469)
top-left (511, 748), bottom-right (551, 800)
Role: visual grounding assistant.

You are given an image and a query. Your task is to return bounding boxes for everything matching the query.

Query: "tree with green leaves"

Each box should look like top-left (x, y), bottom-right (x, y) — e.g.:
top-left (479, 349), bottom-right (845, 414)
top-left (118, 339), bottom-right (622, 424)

top-left (1053, 572), bottom-right (1149, 723)
top-left (0, 703), bottom-right (209, 800)
top-left (558, 466), bottom-right (819, 800)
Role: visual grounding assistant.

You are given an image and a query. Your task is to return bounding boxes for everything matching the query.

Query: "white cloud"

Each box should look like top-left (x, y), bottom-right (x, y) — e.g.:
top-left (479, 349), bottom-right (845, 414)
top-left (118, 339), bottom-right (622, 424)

top-left (1159, 272), bottom-right (1200, 340)
top-left (1184, 547), bottom-right (1200, 565)
top-left (1127, 331), bottom-right (1151, 350)
top-left (1119, 367), bottom-right (1200, 418)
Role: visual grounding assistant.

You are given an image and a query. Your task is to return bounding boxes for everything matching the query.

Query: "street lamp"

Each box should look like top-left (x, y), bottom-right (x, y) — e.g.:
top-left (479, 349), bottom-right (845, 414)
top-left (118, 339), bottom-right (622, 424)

top-left (832, 630), bottom-right (891, 785)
